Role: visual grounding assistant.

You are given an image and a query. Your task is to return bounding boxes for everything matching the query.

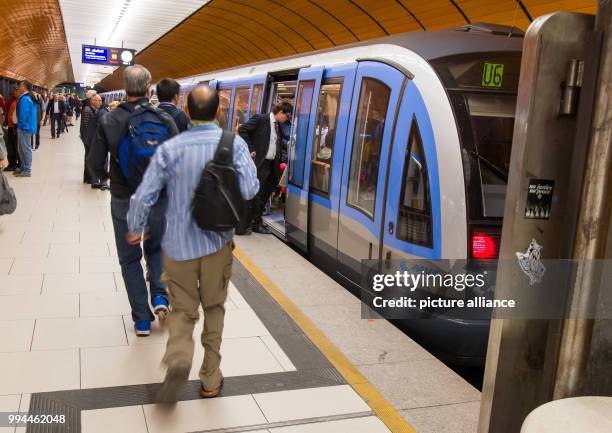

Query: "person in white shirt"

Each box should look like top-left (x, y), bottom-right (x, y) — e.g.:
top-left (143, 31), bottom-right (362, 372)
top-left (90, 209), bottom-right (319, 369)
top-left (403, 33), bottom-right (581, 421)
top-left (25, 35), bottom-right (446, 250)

top-left (237, 100), bottom-right (292, 234)
top-left (45, 93), bottom-right (66, 139)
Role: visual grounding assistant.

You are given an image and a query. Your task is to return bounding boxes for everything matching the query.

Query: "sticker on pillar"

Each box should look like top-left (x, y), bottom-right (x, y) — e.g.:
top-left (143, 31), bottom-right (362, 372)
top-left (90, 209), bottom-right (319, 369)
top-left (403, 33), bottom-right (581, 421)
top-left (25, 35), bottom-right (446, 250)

top-left (524, 179), bottom-right (554, 219)
top-left (516, 239), bottom-right (546, 285)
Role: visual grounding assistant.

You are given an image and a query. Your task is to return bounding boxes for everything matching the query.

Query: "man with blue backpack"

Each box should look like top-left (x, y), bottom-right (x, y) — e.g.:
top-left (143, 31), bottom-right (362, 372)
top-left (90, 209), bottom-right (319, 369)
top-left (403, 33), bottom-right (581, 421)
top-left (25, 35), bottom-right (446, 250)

top-left (88, 65), bottom-right (179, 336)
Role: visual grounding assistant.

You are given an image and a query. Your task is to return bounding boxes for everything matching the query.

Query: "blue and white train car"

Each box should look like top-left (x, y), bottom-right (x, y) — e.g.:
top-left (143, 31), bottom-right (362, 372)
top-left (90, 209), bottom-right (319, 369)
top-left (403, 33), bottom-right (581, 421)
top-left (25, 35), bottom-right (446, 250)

top-left (103, 25), bottom-right (523, 363)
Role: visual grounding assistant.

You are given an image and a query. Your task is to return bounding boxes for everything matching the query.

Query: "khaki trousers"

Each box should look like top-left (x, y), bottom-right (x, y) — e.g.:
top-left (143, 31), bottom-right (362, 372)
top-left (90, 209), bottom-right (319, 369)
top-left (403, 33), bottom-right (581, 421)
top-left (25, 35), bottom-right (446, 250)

top-left (162, 242), bottom-right (233, 390)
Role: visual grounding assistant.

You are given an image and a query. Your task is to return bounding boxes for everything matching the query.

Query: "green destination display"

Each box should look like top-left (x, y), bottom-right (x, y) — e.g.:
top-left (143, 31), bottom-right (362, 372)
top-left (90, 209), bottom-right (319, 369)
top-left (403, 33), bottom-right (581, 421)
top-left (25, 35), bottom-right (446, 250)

top-left (482, 62), bottom-right (504, 88)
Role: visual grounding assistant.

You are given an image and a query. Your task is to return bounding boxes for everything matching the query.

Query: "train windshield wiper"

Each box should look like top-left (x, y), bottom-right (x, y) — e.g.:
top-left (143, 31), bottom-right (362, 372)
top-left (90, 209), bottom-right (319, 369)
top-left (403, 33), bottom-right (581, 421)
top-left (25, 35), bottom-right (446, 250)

top-left (470, 151), bottom-right (508, 183)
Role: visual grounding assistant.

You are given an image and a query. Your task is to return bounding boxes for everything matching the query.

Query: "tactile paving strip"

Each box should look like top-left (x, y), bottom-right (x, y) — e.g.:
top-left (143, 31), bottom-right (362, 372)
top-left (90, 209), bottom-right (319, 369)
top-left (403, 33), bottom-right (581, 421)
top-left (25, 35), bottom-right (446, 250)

top-left (26, 259), bottom-right (346, 432)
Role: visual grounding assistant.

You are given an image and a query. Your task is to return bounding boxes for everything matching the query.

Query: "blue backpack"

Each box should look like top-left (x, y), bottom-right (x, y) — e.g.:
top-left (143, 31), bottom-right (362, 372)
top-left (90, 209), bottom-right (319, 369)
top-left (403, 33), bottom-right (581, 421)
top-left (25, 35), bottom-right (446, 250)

top-left (118, 103), bottom-right (171, 188)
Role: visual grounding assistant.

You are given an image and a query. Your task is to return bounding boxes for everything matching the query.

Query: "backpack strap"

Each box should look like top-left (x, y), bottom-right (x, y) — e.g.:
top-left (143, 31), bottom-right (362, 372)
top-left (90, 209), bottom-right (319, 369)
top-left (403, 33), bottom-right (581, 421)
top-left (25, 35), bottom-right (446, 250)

top-left (214, 130), bottom-right (234, 164)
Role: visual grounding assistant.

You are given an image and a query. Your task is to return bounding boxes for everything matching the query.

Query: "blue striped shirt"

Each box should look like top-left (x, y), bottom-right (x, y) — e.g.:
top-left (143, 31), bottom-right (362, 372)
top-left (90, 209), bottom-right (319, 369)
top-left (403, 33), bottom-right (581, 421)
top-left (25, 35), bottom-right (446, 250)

top-left (127, 122), bottom-right (259, 261)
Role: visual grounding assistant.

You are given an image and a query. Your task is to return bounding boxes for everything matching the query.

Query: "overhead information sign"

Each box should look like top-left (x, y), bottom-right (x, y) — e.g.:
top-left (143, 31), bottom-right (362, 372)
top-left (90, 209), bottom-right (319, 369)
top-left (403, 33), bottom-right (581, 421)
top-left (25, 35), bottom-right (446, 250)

top-left (82, 45), bottom-right (136, 67)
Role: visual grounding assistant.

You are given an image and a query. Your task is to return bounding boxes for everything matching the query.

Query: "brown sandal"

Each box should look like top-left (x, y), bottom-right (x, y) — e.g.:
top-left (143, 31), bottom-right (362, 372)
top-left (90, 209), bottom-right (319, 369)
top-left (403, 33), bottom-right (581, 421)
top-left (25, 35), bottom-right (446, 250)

top-left (201, 379), bottom-right (224, 398)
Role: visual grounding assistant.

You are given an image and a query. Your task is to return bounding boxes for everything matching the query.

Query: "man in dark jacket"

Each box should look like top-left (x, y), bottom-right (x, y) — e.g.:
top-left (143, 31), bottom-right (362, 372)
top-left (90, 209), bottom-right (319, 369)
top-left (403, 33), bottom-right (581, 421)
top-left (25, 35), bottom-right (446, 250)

top-left (80, 91), bottom-right (96, 184)
top-left (46, 94), bottom-right (66, 139)
top-left (237, 101), bottom-right (292, 234)
top-left (32, 92), bottom-right (44, 150)
top-left (87, 64), bottom-right (178, 337)
top-left (156, 78), bottom-right (189, 132)
top-left (84, 94), bottom-right (109, 189)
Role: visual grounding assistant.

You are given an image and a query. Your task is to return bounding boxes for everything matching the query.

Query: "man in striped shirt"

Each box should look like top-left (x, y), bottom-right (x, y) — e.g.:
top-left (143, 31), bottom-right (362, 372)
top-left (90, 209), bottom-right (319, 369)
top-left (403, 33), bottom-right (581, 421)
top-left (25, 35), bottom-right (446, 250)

top-left (127, 85), bottom-right (259, 403)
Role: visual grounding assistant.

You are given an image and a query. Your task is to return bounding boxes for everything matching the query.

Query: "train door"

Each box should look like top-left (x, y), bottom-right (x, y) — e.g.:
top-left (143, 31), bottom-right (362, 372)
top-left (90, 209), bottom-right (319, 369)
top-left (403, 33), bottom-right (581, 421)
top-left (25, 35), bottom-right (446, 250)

top-left (306, 63), bottom-right (357, 273)
top-left (263, 70), bottom-right (299, 112)
top-left (381, 82), bottom-right (441, 262)
top-left (336, 62), bottom-right (405, 287)
top-left (285, 66), bottom-right (324, 251)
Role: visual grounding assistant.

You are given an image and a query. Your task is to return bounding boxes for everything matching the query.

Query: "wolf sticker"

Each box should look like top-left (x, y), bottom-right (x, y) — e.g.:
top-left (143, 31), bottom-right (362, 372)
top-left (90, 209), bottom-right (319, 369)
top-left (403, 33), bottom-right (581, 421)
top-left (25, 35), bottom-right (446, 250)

top-left (516, 239), bottom-right (546, 285)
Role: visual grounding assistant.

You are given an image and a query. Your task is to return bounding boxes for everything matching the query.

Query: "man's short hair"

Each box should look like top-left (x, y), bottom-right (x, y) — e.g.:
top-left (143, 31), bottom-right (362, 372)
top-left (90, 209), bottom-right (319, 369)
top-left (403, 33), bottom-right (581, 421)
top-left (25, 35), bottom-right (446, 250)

top-left (86, 89), bottom-right (97, 99)
top-left (156, 78), bottom-right (181, 103)
top-left (187, 85), bottom-right (219, 121)
top-left (272, 100), bottom-right (293, 115)
top-left (19, 80), bottom-right (32, 91)
top-left (124, 64), bottom-right (152, 97)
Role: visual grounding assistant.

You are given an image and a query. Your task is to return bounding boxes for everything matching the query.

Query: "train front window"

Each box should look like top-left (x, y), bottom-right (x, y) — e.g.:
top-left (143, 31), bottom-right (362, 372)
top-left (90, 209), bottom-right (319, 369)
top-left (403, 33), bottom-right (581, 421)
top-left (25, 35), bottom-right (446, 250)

top-left (347, 78), bottom-right (390, 219)
top-left (466, 93), bottom-right (516, 218)
top-left (231, 87), bottom-right (249, 133)
top-left (432, 51), bottom-right (520, 219)
top-left (310, 81), bottom-right (342, 195)
top-left (217, 88), bottom-right (232, 130)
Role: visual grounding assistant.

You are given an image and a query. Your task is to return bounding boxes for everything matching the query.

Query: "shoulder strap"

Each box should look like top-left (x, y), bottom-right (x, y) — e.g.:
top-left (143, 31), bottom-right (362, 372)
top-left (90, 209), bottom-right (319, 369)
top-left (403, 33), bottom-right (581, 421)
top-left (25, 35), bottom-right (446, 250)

top-left (214, 130), bottom-right (234, 164)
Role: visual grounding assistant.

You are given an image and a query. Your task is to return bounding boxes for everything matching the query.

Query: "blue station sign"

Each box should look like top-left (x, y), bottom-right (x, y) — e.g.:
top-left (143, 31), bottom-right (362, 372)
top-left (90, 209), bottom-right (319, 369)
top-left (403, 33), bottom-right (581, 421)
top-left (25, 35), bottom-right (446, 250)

top-left (82, 45), bottom-right (136, 67)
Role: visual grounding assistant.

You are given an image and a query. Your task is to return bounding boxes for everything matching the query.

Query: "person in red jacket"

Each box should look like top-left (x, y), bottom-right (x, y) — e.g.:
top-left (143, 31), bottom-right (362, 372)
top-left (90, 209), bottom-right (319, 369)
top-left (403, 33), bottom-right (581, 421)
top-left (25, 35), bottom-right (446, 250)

top-left (3, 88), bottom-right (20, 171)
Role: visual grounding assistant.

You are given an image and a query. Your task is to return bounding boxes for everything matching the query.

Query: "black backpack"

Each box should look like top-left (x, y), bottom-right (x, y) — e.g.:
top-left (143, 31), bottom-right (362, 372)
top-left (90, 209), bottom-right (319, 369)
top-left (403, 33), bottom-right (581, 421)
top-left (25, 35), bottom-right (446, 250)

top-left (192, 130), bottom-right (246, 231)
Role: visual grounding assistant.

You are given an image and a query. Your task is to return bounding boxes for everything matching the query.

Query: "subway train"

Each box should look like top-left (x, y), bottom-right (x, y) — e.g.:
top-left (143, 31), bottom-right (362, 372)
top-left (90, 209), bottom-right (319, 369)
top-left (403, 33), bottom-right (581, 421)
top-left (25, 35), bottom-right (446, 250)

top-left (101, 24), bottom-right (523, 364)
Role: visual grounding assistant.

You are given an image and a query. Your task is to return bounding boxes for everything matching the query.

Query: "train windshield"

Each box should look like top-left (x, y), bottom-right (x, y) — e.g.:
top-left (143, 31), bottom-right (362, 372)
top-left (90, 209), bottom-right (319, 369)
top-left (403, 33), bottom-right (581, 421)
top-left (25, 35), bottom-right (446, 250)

top-left (432, 51), bottom-right (521, 219)
top-left (466, 93), bottom-right (515, 217)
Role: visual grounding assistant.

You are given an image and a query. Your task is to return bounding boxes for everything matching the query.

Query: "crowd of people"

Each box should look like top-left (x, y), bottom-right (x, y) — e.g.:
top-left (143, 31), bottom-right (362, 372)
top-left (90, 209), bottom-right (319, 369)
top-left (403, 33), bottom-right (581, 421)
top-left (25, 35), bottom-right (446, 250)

top-left (1, 64), bottom-right (293, 404)
top-left (0, 83), bottom-right (85, 176)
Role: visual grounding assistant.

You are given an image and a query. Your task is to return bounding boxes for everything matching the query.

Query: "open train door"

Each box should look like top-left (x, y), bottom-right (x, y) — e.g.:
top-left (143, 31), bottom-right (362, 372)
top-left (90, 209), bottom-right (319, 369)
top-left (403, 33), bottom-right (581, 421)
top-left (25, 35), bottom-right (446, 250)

top-left (285, 66), bottom-right (324, 253)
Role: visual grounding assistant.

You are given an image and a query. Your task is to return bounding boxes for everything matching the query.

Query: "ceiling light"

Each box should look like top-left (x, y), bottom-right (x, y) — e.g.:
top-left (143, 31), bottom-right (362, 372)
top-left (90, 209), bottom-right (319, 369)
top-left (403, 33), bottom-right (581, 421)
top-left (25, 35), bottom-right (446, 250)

top-left (108, 0), bottom-right (133, 43)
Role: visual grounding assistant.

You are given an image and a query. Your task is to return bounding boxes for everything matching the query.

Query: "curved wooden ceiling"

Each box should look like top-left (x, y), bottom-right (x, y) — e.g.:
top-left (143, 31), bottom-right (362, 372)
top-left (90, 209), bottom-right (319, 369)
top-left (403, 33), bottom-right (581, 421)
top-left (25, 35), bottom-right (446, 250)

top-left (0, 0), bottom-right (73, 88)
top-left (98, 0), bottom-right (597, 90)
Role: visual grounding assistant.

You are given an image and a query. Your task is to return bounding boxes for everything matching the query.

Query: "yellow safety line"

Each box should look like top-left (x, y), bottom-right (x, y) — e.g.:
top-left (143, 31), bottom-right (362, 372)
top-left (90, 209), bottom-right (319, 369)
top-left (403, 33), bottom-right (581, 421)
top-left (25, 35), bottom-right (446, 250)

top-left (234, 246), bottom-right (418, 433)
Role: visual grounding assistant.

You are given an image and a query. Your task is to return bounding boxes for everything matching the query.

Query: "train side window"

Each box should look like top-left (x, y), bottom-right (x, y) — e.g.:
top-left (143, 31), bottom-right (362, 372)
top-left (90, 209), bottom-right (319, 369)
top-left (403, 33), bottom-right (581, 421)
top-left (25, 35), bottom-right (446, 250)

top-left (310, 80), bottom-right (342, 195)
top-left (397, 118), bottom-right (432, 247)
top-left (217, 87), bottom-right (232, 129)
top-left (231, 87), bottom-right (250, 133)
top-left (347, 78), bottom-right (391, 219)
top-left (250, 84), bottom-right (263, 116)
top-left (288, 80), bottom-right (315, 188)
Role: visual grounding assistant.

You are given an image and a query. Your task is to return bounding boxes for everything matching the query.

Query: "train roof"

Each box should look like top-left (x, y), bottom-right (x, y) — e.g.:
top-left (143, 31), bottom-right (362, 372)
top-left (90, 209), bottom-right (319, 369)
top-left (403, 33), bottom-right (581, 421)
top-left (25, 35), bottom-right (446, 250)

top-left (365, 24), bottom-right (524, 61)
top-left (100, 24), bottom-right (525, 91)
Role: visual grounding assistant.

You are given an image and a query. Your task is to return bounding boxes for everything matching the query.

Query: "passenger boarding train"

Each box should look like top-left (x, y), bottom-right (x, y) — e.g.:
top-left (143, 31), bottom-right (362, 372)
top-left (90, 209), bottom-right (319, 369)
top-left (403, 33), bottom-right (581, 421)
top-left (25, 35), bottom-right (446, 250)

top-left (102, 24), bottom-right (523, 364)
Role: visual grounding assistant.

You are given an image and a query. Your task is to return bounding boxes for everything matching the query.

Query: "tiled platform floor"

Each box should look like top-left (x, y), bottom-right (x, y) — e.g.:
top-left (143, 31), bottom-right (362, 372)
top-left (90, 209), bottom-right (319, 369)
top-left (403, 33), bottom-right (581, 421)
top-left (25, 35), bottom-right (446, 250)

top-left (0, 123), bottom-right (394, 432)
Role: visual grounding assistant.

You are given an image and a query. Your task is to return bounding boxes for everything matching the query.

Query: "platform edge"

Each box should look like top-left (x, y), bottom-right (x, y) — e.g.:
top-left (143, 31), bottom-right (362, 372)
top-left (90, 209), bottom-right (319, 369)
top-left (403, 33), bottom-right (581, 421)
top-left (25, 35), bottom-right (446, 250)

top-left (233, 246), bottom-right (418, 433)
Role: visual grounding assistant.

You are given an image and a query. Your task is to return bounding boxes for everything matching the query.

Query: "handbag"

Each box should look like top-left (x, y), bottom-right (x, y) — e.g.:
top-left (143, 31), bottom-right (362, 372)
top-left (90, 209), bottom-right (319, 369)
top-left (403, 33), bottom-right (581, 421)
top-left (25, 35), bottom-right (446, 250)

top-left (0, 170), bottom-right (17, 215)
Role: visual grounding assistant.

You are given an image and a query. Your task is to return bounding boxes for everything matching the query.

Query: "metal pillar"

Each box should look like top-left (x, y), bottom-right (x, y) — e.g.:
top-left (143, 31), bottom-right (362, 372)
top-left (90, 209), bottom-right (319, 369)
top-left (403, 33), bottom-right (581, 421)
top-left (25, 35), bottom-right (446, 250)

top-left (477, 12), bottom-right (596, 433)
top-left (555, 0), bottom-right (612, 397)
top-left (480, 2), bottom-right (612, 431)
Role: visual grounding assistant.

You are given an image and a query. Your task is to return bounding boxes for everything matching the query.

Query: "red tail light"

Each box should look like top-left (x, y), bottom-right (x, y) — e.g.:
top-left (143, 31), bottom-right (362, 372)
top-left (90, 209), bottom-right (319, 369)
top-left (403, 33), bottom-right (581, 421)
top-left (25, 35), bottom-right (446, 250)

top-left (471, 232), bottom-right (498, 259)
